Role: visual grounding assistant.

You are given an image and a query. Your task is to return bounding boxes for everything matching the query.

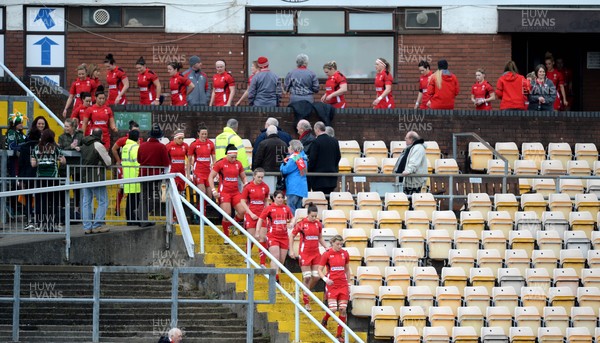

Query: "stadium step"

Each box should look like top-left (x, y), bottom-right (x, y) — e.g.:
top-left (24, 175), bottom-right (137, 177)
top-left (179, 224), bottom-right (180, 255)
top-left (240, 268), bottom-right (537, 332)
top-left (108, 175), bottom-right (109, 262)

top-left (181, 223), bottom-right (369, 342)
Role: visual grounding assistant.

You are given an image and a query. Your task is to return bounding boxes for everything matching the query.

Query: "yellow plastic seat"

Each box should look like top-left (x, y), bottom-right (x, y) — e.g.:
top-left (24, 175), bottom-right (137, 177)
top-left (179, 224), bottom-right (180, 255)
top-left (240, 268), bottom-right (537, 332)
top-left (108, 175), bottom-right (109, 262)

top-left (382, 158), bottom-right (398, 174)
top-left (520, 286), bottom-right (548, 314)
top-left (574, 143), bottom-right (598, 166)
top-left (532, 251), bottom-right (559, 281)
top-left (495, 142), bottom-right (519, 172)
top-left (548, 286), bottom-right (575, 313)
top-left (322, 209), bottom-right (348, 233)
top-left (526, 267), bottom-right (552, 292)
top-left (385, 266), bottom-right (411, 294)
top-left (567, 160), bottom-right (591, 176)
top-left (467, 193), bottom-right (492, 219)
top-left (435, 158), bottom-right (460, 174)
top-left (377, 210), bottom-right (402, 235)
top-left (436, 286), bottom-right (461, 316)
top-left (510, 327), bottom-right (536, 343)
top-left (492, 287), bottom-right (519, 314)
top-left (302, 191), bottom-right (328, 218)
top-left (390, 140), bottom-right (407, 158)
top-left (427, 229), bottom-right (452, 260)
top-left (477, 249), bottom-right (503, 276)
top-left (569, 308), bottom-right (597, 341)
top-left (487, 211), bottom-right (513, 237)
top-left (481, 230), bottom-right (507, 256)
top-left (371, 305), bottom-right (398, 340)
top-left (364, 247), bottom-right (391, 276)
top-left (522, 142), bottom-right (546, 171)
top-left (392, 247), bottom-right (420, 274)
top-left (486, 307), bottom-right (513, 334)
top-left (363, 140), bottom-right (389, 167)
top-left (356, 192), bottom-right (383, 220)
top-left (350, 285), bottom-right (377, 317)
top-left (548, 142), bottom-right (572, 167)
top-left (411, 193), bottom-right (436, 221)
top-left (469, 142), bottom-right (493, 172)
top-left (540, 160), bottom-right (566, 175)
top-left (459, 211), bottom-right (485, 234)
top-left (384, 192), bottom-right (410, 221)
top-left (394, 326), bottom-right (421, 343)
top-left (354, 157), bottom-right (379, 173)
top-left (338, 157), bottom-right (352, 173)
top-left (577, 287), bottom-right (600, 317)
top-left (543, 307), bottom-right (570, 335)
top-left (514, 306), bottom-right (542, 333)
top-left (339, 140), bottom-right (361, 167)
top-left (441, 266), bottom-right (468, 289)
top-left (463, 286), bottom-right (491, 315)
top-left (407, 285), bottom-right (434, 316)
top-left (457, 306), bottom-right (485, 334)
top-left (494, 193), bottom-right (519, 220)
top-left (356, 266), bottom-right (383, 291)
top-left (378, 285), bottom-right (405, 315)
top-left (399, 306), bottom-right (427, 336)
top-left (469, 268), bottom-right (495, 294)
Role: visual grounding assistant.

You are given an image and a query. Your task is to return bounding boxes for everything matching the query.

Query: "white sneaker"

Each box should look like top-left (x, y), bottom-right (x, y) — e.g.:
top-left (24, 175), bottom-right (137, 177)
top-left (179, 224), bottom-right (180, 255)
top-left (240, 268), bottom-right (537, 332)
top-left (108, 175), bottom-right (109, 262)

top-left (24, 224), bottom-right (35, 231)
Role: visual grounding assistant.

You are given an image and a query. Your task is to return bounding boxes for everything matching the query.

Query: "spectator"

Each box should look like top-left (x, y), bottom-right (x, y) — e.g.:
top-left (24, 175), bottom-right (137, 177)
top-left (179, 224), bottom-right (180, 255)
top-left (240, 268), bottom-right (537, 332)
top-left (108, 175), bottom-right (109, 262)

top-left (80, 128), bottom-right (111, 234)
top-left (104, 53), bottom-right (129, 105)
top-left (32, 116), bottom-right (49, 132)
top-left (209, 59), bottom-right (236, 107)
top-left (284, 53), bottom-right (319, 105)
top-left (307, 121), bottom-right (341, 195)
top-left (393, 130), bottom-right (427, 195)
top-left (325, 126), bottom-right (335, 137)
top-left (296, 119), bottom-right (315, 153)
top-left (121, 129), bottom-right (141, 226)
top-left (372, 57), bottom-right (395, 109)
top-left (184, 55), bottom-right (210, 106)
top-left (5, 112), bottom-right (27, 177)
top-left (235, 60), bottom-right (259, 106)
top-left (280, 139), bottom-right (308, 214)
top-left (528, 64), bottom-right (556, 111)
top-left (470, 68), bottom-right (495, 111)
top-left (58, 118), bottom-right (83, 213)
top-left (111, 120), bottom-right (142, 216)
top-left (167, 328), bottom-right (183, 343)
top-left (427, 59), bottom-right (460, 110)
top-left (137, 125), bottom-right (170, 227)
top-left (135, 56), bottom-right (161, 106)
top-left (215, 118), bottom-right (250, 171)
top-left (19, 129), bottom-right (41, 231)
top-left (167, 62), bottom-right (194, 106)
top-left (63, 64), bottom-right (93, 118)
top-left (31, 129), bottom-right (66, 232)
top-left (414, 60), bottom-right (433, 110)
top-left (248, 56), bottom-right (281, 107)
top-left (495, 60), bottom-right (529, 111)
top-left (253, 125), bottom-right (288, 192)
top-left (252, 117), bottom-right (292, 157)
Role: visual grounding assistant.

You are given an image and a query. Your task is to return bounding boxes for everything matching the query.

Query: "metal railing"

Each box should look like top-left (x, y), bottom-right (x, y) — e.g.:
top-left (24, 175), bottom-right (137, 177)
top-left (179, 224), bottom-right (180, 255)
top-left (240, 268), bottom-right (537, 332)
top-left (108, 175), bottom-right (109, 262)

top-left (0, 265), bottom-right (276, 343)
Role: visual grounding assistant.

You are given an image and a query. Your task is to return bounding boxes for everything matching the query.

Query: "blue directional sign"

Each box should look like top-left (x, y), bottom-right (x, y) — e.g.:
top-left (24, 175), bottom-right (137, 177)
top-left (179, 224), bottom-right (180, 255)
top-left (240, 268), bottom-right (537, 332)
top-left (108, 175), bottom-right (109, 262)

top-left (26, 35), bottom-right (65, 68)
top-left (34, 37), bottom-right (58, 66)
top-left (34, 9), bottom-right (56, 30)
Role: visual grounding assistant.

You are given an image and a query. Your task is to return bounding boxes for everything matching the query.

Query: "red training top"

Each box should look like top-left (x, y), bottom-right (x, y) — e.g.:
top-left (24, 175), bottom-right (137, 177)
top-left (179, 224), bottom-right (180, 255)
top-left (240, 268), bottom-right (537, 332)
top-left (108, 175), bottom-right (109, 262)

top-left (212, 72), bottom-right (235, 106)
top-left (169, 73), bottom-right (192, 106)
top-left (292, 218), bottom-right (323, 255)
top-left (418, 71), bottom-right (433, 110)
top-left (188, 139), bottom-right (215, 177)
top-left (212, 158), bottom-right (244, 194)
top-left (471, 81), bottom-right (494, 111)
top-left (546, 69), bottom-right (565, 110)
top-left (69, 77), bottom-right (94, 108)
top-left (166, 141), bottom-right (189, 173)
top-left (325, 71), bottom-right (347, 109)
top-left (85, 103), bottom-right (113, 149)
top-left (241, 181), bottom-right (270, 215)
top-left (319, 248), bottom-right (350, 284)
top-left (138, 69), bottom-right (159, 105)
top-left (259, 203), bottom-right (293, 239)
top-left (106, 66), bottom-right (127, 105)
top-left (374, 70), bottom-right (395, 109)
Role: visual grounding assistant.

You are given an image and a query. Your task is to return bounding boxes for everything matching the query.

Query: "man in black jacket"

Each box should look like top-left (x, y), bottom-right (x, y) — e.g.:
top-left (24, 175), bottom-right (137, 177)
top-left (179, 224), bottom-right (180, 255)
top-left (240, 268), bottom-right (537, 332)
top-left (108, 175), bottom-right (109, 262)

top-left (253, 125), bottom-right (287, 192)
top-left (307, 121), bottom-right (340, 194)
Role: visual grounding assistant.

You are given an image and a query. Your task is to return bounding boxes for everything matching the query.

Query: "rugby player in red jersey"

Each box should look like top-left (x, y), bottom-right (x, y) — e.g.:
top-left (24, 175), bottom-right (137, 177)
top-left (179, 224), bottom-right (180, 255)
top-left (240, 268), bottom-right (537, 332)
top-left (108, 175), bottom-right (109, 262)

top-left (63, 64), bottom-right (94, 118)
top-left (168, 62), bottom-right (194, 106)
top-left (372, 57), bottom-right (395, 109)
top-left (321, 61), bottom-right (348, 109)
top-left (104, 54), bottom-right (129, 105)
top-left (240, 168), bottom-right (270, 266)
top-left (210, 60), bottom-right (236, 107)
top-left (135, 56), bottom-right (161, 106)
top-left (82, 88), bottom-right (117, 150)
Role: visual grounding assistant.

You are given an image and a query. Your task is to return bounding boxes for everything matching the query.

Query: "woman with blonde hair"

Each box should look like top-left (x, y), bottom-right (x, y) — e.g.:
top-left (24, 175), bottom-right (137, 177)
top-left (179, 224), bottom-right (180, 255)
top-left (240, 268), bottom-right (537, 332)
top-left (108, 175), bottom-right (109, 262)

top-left (470, 68), bottom-right (495, 110)
top-left (321, 61), bottom-right (348, 109)
top-left (63, 64), bottom-right (93, 117)
top-left (427, 59), bottom-right (459, 109)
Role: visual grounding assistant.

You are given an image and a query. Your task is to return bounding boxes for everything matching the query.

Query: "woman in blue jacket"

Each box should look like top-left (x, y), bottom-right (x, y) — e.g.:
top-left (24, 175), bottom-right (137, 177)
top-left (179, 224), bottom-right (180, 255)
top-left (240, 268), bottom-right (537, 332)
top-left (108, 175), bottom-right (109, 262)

top-left (280, 139), bottom-right (308, 214)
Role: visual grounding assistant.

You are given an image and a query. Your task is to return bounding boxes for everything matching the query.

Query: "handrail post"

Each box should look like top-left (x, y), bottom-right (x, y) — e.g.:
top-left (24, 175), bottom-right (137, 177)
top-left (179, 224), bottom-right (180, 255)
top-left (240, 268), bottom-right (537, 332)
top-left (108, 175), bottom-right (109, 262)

top-left (199, 196), bottom-right (205, 254)
top-left (12, 265), bottom-right (20, 342)
top-left (449, 174), bottom-right (454, 212)
top-left (246, 269), bottom-right (255, 343)
top-left (171, 268), bottom-right (179, 329)
top-left (92, 266), bottom-right (100, 342)
top-left (64, 171), bottom-right (71, 261)
top-left (295, 283), bottom-right (300, 343)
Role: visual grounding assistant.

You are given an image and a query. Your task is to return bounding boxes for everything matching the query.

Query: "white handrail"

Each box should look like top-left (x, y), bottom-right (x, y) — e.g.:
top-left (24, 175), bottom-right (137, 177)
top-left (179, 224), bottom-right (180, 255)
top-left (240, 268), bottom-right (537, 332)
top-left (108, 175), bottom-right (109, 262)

top-left (0, 62), bottom-right (64, 128)
top-left (173, 174), bottom-right (365, 343)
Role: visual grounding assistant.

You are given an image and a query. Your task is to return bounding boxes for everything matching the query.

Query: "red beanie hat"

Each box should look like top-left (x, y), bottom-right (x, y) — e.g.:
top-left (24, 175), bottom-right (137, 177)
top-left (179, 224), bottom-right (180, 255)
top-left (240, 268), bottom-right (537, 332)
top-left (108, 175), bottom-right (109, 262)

top-left (257, 56), bottom-right (269, 68)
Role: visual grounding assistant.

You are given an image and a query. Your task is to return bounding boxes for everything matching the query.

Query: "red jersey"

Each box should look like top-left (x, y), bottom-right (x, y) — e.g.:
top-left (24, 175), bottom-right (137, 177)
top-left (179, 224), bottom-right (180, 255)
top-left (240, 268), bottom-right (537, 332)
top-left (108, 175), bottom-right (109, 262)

top-left (85, 104), bottom-right (113, 149)
top-left (471, 81), bottom-right (494, 110)
top-left (188, 139), bottom-right (215, 176)
top-left (546, 69), bottom-right (565, 110)
top-left (212, 158), bottom-right (244, 194)
top-left (427, 72), bottom-right (460, 110)
top-left (69, 77), bottom-right (94, 108)
top-left (166, 141), bottom-right (189, 172)
top-left (106, 66), bottom-right (127, 105)
top-left (319, 248), bottom-right (350, 284)
top-left (260, 203), bottom-right (293, 238)
top-left (212, 72), bottom-right (235, 106)
top-left (325, 71), bottom-right (347, 109)
top-left (115, 134), bottom-right (144, 148)
top-left (169, 74), bottom-right (191, 106)
top-left (241, 181), bottom-right (270, 214)
top-left (90, 77), bottom-right (100, 103)
top-left (138, 69), bottom-right (159, 105)
top-left (292, 218), bottom-right (323, 255)
top-left (418, 71), bottom-right (433, 110)
top-left (70, 104), bottom-right (89, 130)
top-left (374, 70), bottom-right (395, 109)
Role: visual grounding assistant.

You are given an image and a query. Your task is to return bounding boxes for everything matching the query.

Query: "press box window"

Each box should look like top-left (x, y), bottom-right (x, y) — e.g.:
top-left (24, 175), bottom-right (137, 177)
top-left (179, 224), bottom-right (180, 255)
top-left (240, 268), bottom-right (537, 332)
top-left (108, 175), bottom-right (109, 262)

top-left (83, 7), bottom-right (121, 27)
top-left (124, 8), bottom-right (164, 28)
top-left (81, 7), bottom-right (164, 28)
top-left (297, 11), bottom-right (344, 34)
top-left (249, 13), bottom-right (294, 32)
top-left (348, 12), bottom-right (394, 31)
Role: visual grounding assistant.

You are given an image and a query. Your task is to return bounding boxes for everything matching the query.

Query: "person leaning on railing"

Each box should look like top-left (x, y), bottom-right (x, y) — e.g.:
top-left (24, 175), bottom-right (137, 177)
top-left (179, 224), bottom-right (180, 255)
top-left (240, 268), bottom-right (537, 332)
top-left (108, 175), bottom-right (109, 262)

top-left (58, 118), bottom-right (84, 218)
top-left (394, 131), bottom-right (428, 195)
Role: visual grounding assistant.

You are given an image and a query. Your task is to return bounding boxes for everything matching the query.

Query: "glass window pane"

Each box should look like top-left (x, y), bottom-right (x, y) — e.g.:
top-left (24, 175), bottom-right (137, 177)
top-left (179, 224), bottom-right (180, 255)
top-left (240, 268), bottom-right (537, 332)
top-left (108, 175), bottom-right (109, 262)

top-left (82, 7), bottom-right (121, 27)
top-left (298, 11), bottom-right (344, 34)
top-left (249, 13), bottom-right (293, 31)
top-left (124, 7), bottom-right (164, 28)
top-left (349, 13), bottom-right (393, 31)
top-left (248, 36), bottom-right (394, 78)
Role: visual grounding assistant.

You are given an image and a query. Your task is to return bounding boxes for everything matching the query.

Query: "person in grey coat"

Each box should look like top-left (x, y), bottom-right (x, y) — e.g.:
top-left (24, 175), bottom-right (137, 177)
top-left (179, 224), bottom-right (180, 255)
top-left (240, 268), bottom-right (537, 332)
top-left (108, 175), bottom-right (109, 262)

top-left (248, 56), bottom-right (281, 107)
top-left (394, 131), bottom-right (428, 195)
top-left (528, 64), bottom-right (556, 111)
top-left (284, 53), bottom-right (319, 104)
top-left (184, 55), bottom-right (210, 106)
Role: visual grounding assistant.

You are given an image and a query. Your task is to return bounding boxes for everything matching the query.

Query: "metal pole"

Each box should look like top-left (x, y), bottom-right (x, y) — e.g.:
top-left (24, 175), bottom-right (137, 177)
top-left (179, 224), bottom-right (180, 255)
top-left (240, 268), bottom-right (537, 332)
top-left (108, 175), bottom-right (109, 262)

top-left (64, 174), bottom-right (71, 261)
top-left (449, 175), bottom-right (454, 212)
top-left (199, 194), bottom-right (205, 254)
top-left (92, 267), bottom-right (100, 342)
top-left (1, 151), bottom-right (6, 224)
top-left (12, 265), bottom-right (20, 342)
top-left (171, 268), bottom-right (179, 328)
top-left (295, 283), bottom-right (300, 343)
top-left (246, 269), bottom-right (255, 343)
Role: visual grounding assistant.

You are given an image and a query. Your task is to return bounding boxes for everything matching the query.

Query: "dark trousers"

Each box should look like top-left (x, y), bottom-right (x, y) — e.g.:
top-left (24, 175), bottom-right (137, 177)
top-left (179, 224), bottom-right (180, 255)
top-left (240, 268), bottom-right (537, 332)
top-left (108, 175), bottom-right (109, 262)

top-left (125, 192), bottom-right (140, 223)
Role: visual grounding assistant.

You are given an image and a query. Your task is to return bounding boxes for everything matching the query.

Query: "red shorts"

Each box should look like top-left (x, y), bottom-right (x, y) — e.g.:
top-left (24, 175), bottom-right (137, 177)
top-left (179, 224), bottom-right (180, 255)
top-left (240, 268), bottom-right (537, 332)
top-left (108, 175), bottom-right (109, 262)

top-left (175, 177), bottom-right (186, 192)
top-left (267, 235), bottom-right (290, 250)
top-left (375, 96), bottom-right (395, 109)
top-left (220, 191), bottom-right (242, 206)
top-left (326, 284), bottom-right (350, 302)
top-left (194, 173), bottom-right (210, 187)
top-left (244, 215), bottom-right (258, 229)
top-left (299, 252), bottom-right (321, 267)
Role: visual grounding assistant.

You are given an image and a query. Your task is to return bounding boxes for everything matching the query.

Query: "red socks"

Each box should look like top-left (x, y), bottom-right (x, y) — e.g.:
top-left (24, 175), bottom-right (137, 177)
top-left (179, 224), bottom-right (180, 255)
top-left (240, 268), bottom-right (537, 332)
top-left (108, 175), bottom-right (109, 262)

top-left (303, 292), bottom-right (310, 305)
top-left (222, 219), bottom-right (230, 237)
top-left (336, 315), bottom-right (346, 337)
top-left (259, 241), bottom-right (268, 265)
top-left (322, 312), bottom-right (331, 322)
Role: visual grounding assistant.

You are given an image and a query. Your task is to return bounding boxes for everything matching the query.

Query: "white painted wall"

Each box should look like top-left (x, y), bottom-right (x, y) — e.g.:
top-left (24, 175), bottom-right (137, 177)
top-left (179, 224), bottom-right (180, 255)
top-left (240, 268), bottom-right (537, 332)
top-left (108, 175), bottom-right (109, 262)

top-left (442, 6), bottom-right (498, 34)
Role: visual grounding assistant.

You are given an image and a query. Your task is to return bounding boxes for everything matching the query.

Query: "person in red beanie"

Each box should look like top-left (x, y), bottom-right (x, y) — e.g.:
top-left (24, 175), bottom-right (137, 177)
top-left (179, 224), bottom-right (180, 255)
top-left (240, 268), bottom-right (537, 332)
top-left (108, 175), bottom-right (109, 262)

top-left (495, 60), bottom-right (530, 111)
top-left (427, 59), bottom-right (459, 110)
top-left (248, 56), bottom-right (281, 107)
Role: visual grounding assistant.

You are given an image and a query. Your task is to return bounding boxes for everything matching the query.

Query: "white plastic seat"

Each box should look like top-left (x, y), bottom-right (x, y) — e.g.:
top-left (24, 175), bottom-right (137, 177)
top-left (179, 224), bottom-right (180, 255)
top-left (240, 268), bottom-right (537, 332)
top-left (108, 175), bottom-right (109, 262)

top-left (487, 211), bottom-right (513, 236)
top-left (541, 160), bottom-right (566, 175)
top-left (412, 266), bottom-right (439, 295)
top-left (303, 191), bottom-right (328, 218)
top-left (566, 327), bottom-right (593, 343)
top-left (592, 231), bottom-right (600, 249)
top-left (454, 230), bottom-right (480, 258)
top-left (514, 211), bottom-right (542, 237)
top-left (378, 285), bottom-right (405, 315)
top-left (377, 210), bottom-right (402, 236)
top-left (553, 268), bottom-right (580, 295)
top-left (398, 229), bottom-right (425, 259)
top-left (453, 326), bottom-right (479, 343)
top-left (560, 179), bottom-right (584, 197)
top-left (492, 286), bottom-right (519, 314)
top-left (548, 193), bottom-right (573, 220)
top-left (385, 266), bottom-right (411, 294)
top-left (399, 306), bottom-right (427, 335)
top-left (548, 287), bottom-right (575, 313)
top-left (371, 305), bottom-right (398, 340)
top-left (477, 249), bottom-right (504, 276)
top-left (349, 210), bottom-right (375, 233)
top-left (481, 230), bottom-right (507, 256)
top-left (514, 306), bottom-right (542, 333)
top-left (329, 192), bottom-right (355, 219)
top-left (586, 179), bottom-right (600, 197)
top-left (392, 247), bottom-right (420, 273)
top-left (508, 231), bottom-right (535, 256)
top-left (510, 327), bottom-right (536, 343)
top-left (432, 210), bottom-right (458, 236)
top-left (356, 266), bottom-right (383, 291)
top-left (423, 323), bottom-right (450, 343)
top-left (495, 142), bottom-right (519, 172)
top-left (522, 142), bottom-right (546, 170)
top-left (494, 193), bottom-right (519, 220)
top-left (469, 142), bottom-right (494, 172)
top-left (322, 209), bottom-right (348, 232)
top-left (574, 143), bottom-right (598, 166)
top-left (541, 211), bottom-right (569, 237)
top-left (487, 159), bottom-right (510, 175)
top-left (497, 268), bottom-right (525, 296)
top-left (390, 140), bottom-right (407, 158)
top-left (525, 267), bottom-right (551, 291)
top-left (370, 228), bottom-right (397, 257)
top-left (568, 211), bottom-right (595, 240)
top-left (569, 308), bottom-right (596, 340)
top-left (532, 178), bottom-right (557, 199)
top-left (457, 306), bottom-right (485, 334)
top-left (363, 140), bottom-right (389, 167)
top-left (514, 159), bottom-right (538, 175)
top-left (536, 230), bottom-right (563, 257)
top-left (411, 193), bottom-right (437, 221)
top-left (567, 160), bottom-right (591, 175)
top-left (339, 140), bottom-right (361, 167)
top-left (427, 229), bottom-right (452, 260)
top-left (436, 286), bottom-right (462, 316)
top-left (381, 157), bottom-right (399, 174)
top-left (350, 285), bottom-right (377, 317)
top-left (448, 249), bottom-right (475, 276)
top-left (486, 308), bottom-right (512, 335)
top-left (425, 141), bottom-right (442, 173)
top-left (441, 267), bottom-right (467, 289)
top-left (504, 249), bottom-right (531, 277)
top-left (394, 326), bottom-right (421, 343)
top-left (543, 307), bottom-right (570, 335)
top-left (459, 211), bottom-right (485, 234)
top-left (364, 247), bottom-right (391, 276)
top-left (469, 268), bottom-right (496, 294)
top-left (537, 327), bottom-right (565, 343)
top-left (467, 193), bottom-right (492, 219)
top-left (407, 285), bottom-right (434, 316)
top-left (581, 268), bottom-right (600, 288)
top-left (354, 157), bottom-right (379, 173)
top-left (548, 142), bottom-right (572, 167)
top-left (520, 286), bottom-right (548, 314)
top-left (531, 250), bottom-right (559, 279)
top-left (384, 192), bottom-right (409, 220)
top-left (575, 193), bottom-right (600, 222)
top-left (576, 287), bottom-right (600, 317)
top-left (463, 286), bottom-right (491, 316)
top-left (357, 192), bottom-right (383, 220)
top-left (435, 158), bottom-right (460, 175)
top-left (564, 230), bottom-right (591, 256)
top-left (559, 249), bottom-right (586, 277)
top-left (321, 228), bottom-right (339, 244)
top-left (404, 210), bottom-right (430, 236)
top-left (343, 228), bottom-right (368, 254)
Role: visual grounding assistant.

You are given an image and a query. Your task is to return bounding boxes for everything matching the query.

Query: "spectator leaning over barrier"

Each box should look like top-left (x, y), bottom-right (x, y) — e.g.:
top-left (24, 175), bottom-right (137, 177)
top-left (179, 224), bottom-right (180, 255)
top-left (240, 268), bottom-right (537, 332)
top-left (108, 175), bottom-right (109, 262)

top-left (306, 121), bottom-right (341, 195)
top-left (215, 118), bottom-right (249, 171)
top-left (122, 129), bottom-right (141, 226)
top-left (58, 118), bottom-right (84, 216)
top-left (137, 125), bottom-right (169, 227)
top-left (80, 128), bottom-right (111, 234)
top-left (394, 130), bottom-right (428, 195)
top-left (296, 119), bottom-right (315, 153)
top-left (253, 125), bottom-right (288, 193)
top-left (280, 139), bottom-right (308, 214)
top-left (252, 117), bottom-right (292, 158)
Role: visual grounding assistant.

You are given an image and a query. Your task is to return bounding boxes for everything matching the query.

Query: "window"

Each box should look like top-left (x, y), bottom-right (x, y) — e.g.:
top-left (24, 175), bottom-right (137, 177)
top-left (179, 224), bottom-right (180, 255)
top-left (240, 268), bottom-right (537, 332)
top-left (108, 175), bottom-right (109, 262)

top-left (247, 8), bottom-right (395, 79)
top-left (81, 7), bottom-right (164, 28)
